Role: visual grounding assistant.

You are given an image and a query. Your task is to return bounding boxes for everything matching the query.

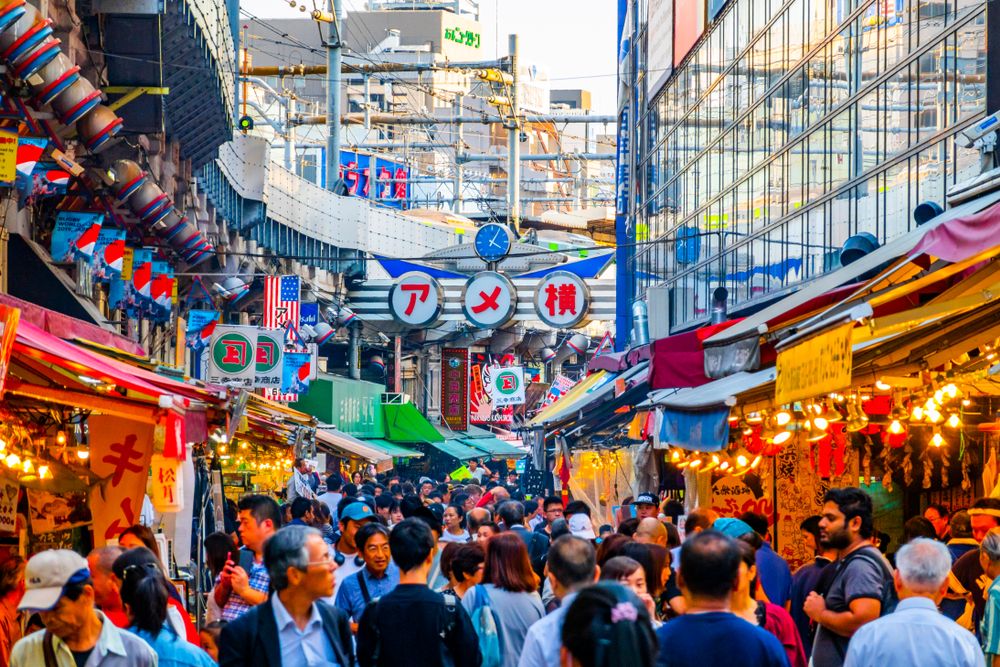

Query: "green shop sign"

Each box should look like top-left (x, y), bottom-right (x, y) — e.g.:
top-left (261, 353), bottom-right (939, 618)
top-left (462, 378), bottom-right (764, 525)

top-left (445, 26), bottom-right (480, 49)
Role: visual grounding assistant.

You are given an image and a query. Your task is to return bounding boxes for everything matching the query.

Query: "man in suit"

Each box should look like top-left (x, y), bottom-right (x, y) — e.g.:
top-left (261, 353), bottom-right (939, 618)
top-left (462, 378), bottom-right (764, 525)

top-left (497, 500), bottom-right (549, 579)
top-left (219, 525), bottom-right (354, 667)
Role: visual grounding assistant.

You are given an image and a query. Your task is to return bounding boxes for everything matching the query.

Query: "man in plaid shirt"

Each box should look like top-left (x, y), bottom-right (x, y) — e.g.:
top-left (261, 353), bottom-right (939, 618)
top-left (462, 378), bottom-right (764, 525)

top-left (214, 494), bottom-right (281, 621)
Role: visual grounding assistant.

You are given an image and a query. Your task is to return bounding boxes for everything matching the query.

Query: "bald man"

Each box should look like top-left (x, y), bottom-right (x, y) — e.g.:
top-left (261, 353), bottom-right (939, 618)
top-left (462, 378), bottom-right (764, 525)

top-left (635, 517), bottom-right (668, 547)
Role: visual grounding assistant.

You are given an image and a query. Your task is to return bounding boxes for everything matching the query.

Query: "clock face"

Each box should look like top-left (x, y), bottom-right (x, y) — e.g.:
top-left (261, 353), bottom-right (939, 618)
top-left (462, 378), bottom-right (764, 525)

top-left (474, 224), bottom-right (513, 263)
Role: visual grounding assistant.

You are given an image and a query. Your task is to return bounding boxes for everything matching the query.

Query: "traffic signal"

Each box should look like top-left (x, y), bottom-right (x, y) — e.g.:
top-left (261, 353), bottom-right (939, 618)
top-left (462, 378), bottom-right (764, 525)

top-left (238, 115), bottom-right (253, 132)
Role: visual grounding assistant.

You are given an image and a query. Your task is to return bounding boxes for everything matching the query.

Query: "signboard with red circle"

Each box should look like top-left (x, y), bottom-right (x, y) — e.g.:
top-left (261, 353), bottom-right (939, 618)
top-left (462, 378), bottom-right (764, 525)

top-left (388, 272), bottom-right (444, 327)
top-left (462, 271), bottom-right (517, 329)
top-left (533, 271), bottom-right (591, 328)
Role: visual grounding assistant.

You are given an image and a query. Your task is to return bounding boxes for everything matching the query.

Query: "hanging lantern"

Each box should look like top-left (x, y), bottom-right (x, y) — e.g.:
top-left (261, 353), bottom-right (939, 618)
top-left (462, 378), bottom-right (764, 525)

top-left (567, 333), bottom-right (590, 354)
top-left (150, 453), bottom-right (184, 513)
top-left (369, 355), bottom-right (386, 374)
top-left (539, 347), bottom-right (556, 362)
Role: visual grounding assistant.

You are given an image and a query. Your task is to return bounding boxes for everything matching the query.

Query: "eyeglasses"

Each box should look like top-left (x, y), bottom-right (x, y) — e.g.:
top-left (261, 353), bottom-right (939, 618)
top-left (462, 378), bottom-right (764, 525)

top-left (302, 553), bottom-right (335, 569)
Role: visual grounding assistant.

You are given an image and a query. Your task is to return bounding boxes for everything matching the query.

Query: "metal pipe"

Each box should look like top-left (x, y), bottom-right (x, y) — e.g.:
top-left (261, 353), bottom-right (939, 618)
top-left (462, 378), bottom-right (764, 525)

top-left (242, 59), bottom-right (505, 77)
top-left (508, 34), bottom-right (521, 233)
top-left (325, 0), bottom-right (343, 192)
top-left (459, 153), bottom-right (615, 162)
top-left (454, 93), bottom-right (463, 213)
top-left (290, 113), bottom-right (615, 126)
top-left (348, 324), bottom-right (361, 380)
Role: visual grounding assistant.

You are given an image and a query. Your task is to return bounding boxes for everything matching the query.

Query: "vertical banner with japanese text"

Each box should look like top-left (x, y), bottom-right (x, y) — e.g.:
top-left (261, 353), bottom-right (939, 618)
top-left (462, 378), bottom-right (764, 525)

top-left (89, 415), bottom-right (154, 546)
top-left (441, 348), bottom-right (470, 431)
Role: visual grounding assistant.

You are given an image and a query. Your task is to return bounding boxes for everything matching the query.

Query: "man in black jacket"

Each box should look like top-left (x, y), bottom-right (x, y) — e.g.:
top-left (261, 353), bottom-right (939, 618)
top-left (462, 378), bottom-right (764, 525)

top-left (357, 518), bottom-right (481, 667)
top-left (219, 525), bottom-right (354, 667)
top-left (498, 500), bottom-right (549, 580)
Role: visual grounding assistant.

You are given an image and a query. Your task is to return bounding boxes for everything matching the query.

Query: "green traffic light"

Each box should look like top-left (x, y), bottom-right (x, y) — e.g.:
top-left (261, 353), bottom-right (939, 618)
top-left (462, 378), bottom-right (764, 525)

top-left (238, 115), bottom-right (253, 131)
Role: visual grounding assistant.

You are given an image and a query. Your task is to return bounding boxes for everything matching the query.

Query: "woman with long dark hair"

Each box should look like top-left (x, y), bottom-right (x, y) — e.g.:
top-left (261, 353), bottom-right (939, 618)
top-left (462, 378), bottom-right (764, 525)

top-left (117, 559), bottom-right (215, 666)
top-left (113, 547), bottom-right (201, 645)
top-left (560, 582), bottom-right (658, 667)
top-left (462, 532), bottom-right (544, 667)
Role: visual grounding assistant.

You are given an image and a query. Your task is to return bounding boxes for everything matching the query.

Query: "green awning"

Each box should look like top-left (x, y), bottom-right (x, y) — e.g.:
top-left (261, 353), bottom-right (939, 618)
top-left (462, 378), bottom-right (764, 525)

top-left (459, 426), bottom-right (524, 457)
top-left (426, 438), bottom-right (483, 461)
top-left (360, 439), bottom-right (424, 458)
top-left (383, 403), bottom-right (445, 444)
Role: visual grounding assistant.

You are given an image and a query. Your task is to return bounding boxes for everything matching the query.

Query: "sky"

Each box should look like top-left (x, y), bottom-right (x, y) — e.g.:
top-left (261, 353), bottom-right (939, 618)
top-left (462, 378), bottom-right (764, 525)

top-left (238, 0), bottom-right (619, 113)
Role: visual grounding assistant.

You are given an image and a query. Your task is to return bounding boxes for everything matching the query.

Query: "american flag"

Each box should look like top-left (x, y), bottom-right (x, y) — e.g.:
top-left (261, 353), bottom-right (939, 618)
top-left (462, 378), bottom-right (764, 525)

top-left (263, 275), bottom-right (301, 330)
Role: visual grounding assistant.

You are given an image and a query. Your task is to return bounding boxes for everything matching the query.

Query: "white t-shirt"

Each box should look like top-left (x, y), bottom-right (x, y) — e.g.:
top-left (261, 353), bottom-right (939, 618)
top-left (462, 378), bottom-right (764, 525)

top-left (318, 491), bottom-right (343, 519)
top-left (439, 530), bottom-right (470, 544)
top-left (327, 548), bottom-right (364, 603)
top-left (471, 468), bottom-right (486, 483)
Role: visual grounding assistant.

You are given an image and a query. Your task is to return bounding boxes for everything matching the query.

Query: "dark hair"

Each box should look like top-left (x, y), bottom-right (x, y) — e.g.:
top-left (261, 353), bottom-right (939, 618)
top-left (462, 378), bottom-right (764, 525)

top-left (739, 512), bottom-right (769, 539)
top-left (925, 503), bottom-right (949, 520)
top-left (497, 500), bottom-right (525, 528)
top-left (356, 522), bottom-right (390, 552)
top-left (621, 541), bottom-right (663, 597)
top-left (400, 482), bottom-right (415, 496)
top-left (62, 579), bottom-right (93, 602)
top-left (326, 475), bottom-right (342, 491)
top-left (543, 496), bottom-right (564, 511)
top-left (596, 534), bottom-right (631, 566)
top-left (313, 500), bottom-right (331, 523)
top-left (684, 508), bottom-right (715, 534)
top-left (400, 494), bottom-right (424, 518)
top-left (972, 497), bottom-right (1000, 513)
top-left (483, 532), bottom-right (539, 592)
top-left (600, 556), bottom-right (642, 583)
top-left (294, 457), bottom-right (306, 469)
top-left (390, 483), bottom-right (403, 496)
top-left (679, 530), bottom-right (740, 600)
top-left (800, 515), bottom-right (822, 545)
top-left (0, 557), bottom-right (24, 598)
top-left (565, 501), bottom-right (591, 518)
top-left (120, 525), bottom-right (159, 557)
top-left (452, 492), bottom-right (470, 508)
top-left (903, 516), bottom-right (937, 543)
top-left (204, 532), bottom-right (235, 578)
top-left (664, 522), bottom-right (681, 549)
top-left (375, 495), bottom-right (394, 510)
top-left (477, 522), bottom-right (500, 536)
top-left (524, 499), bottom-right (538, 515)
top-left (112, 547), bottom-right (181, 605)
top-left (561, 583), bottom-right (657, 667)
top-left (824, 487), bottom-right (875, 539)
top-left (344, 483), bottom-right (359, 497)
top-left (548, 536), bottom-right (597, 589)
top-left (291, 497), bottom-right (313, 520)
top-left (734, 539), bottom-right (760, 597)
top-left (389, 518), bottom-right (436, 572)
top-left (201, 620), bottom-right (227, 642)
top-left (238, 494), bottom-right (282, 531)
top-left (450, 543), bottom-right (485, 583)
top-left (361, 484), bottom-right (376, 496)
top-left (617, 518), bottom-right (639, 537)
top-left (951, 510), bottom-right (973, 539)
top-left (118, 561), bottom-right (168, 636)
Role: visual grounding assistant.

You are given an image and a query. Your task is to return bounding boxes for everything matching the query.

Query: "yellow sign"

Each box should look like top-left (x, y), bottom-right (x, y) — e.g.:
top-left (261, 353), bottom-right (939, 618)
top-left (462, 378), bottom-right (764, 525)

top-left (0, 130), bottom-right (17, 183)
top-left (775, 323), bottom-right (853, 404)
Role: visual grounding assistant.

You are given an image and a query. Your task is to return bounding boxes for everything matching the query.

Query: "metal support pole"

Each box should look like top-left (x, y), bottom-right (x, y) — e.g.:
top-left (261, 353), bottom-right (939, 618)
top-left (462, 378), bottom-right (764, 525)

top-left (284, 96), bottom-right (296, 173)
top-left (393, 335), bottom-right (402, 392)
top-left (453, 94), bottom-right (464, 213)
top-left (363, 74), bottom-right (371, 131)
top-left (348, 324), bottom-right (361, 380)
top-left (325, 0), bottom-right (343, 191)
top-left (507, 34), bottom-right (521, 233)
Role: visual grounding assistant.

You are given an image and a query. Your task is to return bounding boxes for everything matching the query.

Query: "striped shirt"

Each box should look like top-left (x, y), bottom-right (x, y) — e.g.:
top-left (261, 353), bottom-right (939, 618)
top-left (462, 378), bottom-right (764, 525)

top-left (220, 559), bottom-right (270, 621)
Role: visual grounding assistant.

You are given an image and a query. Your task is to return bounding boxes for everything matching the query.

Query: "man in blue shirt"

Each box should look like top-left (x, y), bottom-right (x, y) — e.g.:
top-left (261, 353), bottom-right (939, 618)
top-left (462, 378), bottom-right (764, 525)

top-left (335, 522), bottom-right (399, 624)
top-left (656, 530), bottom-right (788, 667)
top-left (288, 497), bottom-right (314, 527)
top-left (518, 535), bottom-right (598, 667)
top-left (844, 538), bottom-right (982, 667)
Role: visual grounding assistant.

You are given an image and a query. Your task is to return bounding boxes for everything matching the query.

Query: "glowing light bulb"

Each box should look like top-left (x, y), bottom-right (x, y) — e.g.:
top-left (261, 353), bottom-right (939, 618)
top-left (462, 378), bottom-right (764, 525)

top-left (934, 390), bottom-right (945, 404)
top-left (671, 450), bottom-right (681, 462)
top-left (813, 416), bottom-right (830, 430)
top-left (875, 380), bottom-right (891, 392)
top-left (737, 455), bottom-right (749, 468)
top-left (944, 384), bottom-right (959, 398)
top-left (21, 460), bottom-right (32, 474)
top-left (56, 430), bottom-right (66, 445)
top-left (888, 420), bottom-right (905, 435)
top-left (0, 440), bottom-right (6, 453)
top-left (750, 455), bottom-right (762, 469)
top-left (925, 408), bottom-right (942, 423)
top-left (774, 410), bottom-right (792, 427)
top-left (219, 445), bottom-right (227, 454)
top-left (963, 399), bottom-right (972, 407)
top-left (4, 454), bottom-right (19, 468)
top-left (947, 414), bottom-right (961, 428)
top-left (930, 432), bottom-right (945, 447)
top-left (38, 465), bottom-right (49, 479)
top-left (688, 458), bottom-right (702, 468)
top-left (77, 449), bottom-right (89, 460)
top-left (912, 406), bottom-right (924, 420)
top-left (719, 462), bottom-right (731, 471)
top-left (772, 430), bottom-right (793, 445)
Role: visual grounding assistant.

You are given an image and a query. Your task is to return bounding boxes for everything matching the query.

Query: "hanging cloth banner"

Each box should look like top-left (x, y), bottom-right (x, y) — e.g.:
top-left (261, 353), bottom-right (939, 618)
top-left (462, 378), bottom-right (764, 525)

top-left (281, 351), bottom-right (312, 395)
top-left (89, 415), bottom-right (154, 546)
top-left (658, 406), bottom-right (731, 452)
top-left (185, 310), bottom-right (219, 350)
top-left (775, 323), bottom-right (853, 405)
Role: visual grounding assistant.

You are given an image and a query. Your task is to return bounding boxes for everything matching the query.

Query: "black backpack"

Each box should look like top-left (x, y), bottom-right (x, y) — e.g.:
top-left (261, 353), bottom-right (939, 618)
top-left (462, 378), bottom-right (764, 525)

top-left (366, 593), bottom-right (459, 667)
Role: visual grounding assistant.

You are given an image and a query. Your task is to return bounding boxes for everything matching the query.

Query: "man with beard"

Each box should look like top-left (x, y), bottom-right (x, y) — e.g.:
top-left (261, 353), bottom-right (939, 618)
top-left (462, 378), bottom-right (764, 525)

top-left (804, 487), bottom-right (895, 667)
top-left (947, 497), bottom-right (1000, 633)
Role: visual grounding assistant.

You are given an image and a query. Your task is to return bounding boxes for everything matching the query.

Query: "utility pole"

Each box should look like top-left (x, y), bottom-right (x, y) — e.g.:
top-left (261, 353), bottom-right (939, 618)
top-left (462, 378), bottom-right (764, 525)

top-left (453, 93), bottom-right (463, 213)
top-left (325, 0), bottom-right (343, 191)
top-left (507, 34), bottom-right (521, 233)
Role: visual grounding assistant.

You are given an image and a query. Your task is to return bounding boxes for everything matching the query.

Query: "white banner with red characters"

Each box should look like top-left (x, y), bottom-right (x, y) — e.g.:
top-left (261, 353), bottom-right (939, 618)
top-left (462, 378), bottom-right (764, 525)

top-left (150, 454), bottom-right (183, 512)
top-left (89, 415), bottom-right (154, 546)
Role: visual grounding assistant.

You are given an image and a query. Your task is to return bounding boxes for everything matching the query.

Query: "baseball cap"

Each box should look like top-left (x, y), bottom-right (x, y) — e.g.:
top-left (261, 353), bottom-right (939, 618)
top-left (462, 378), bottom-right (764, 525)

top-left (568, 514), bottom-right (596, 540)
top-left (19, 550), bottom-right (90, 612)
top-left (713, 517), bottom-right (754, 539)
top-left (340, 502), bottom-right (377, 523)
top-left (632, 492), bottom-right (657, 506)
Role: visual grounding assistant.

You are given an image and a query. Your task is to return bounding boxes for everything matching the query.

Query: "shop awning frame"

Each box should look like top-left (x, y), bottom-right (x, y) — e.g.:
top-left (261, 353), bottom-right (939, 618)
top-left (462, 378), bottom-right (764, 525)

top-left (359, 439), bottom-right (424, 458)
top-left (315, 427), bottom-right (392, 464)
top-left (383, 402), bottom-right (445, 444)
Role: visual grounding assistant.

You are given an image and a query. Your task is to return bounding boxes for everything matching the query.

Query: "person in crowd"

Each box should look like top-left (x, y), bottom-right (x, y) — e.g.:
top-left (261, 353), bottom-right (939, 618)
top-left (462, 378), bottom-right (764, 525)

top-left (479, 486), bottom-right (511, 511)
top-left (600, 556), bottom-right (656, 619)
top-left (467, 507), bottom-right (493, 536)
top-left (465, 484), bottom-right (485, 509)
top-left (468, 460), bottom-right (490, 484)
top-left (374, 495), bottom-right (394, 524)
top-left (389, 499), bottom-right (404, 526)
top-left (669, 507), bottom-right (717, 572)
top-left (117, 525), bottom-right (159, 554)
top-left (199, 620), bottom-right (225, 662)
top-left (841, 538), bottom-right (980, 667)
top-left (219, 525), bottom-right (354, 667)
top-left (635, 518), bottom-right (667, 547)
top-left (983, 528), bottom-right (1000, 665)
top-left (568, 515), bottom-right (597, 542)
top-left (216, 494), bottom-right (282, 621)
top-left (288, 497), bottom-right (315, 527)
top-left (498, 501), bottom-right (549, 579)
top-left (0, 557), bottom-right (24, 667)
top-left (655, 531), bottom-right (787, 667)
top-left (923, 503), bottom-right (951, 541)
top-left (560, 583), bottom-right (657, 667)
top-left (113, 547), bottom-right (199, 644)
top-left (331, 501), bottom-right (378, 600)
top-left (442, 504), bottom-right (471, 544)
top-left (335, 522), bottom-right (399, 625)
top-left (203, 532), bottom-right (236, 624)
top-left (313, 501), bottom-right (336, 543)
top-left (947, 511), bottom-right (977, 561)
top-left (319, 474), bottom-right (344, 520)
top-left (357, 518), bottom-right (481, 667)
top-left (902, 516), bottom-right (937, 544)
top-left (599, 525), bottom-right (615, 542)
top-left (441, 542), bottom-right (486, 600)
top-left (805, 487), bottom-right (895, 667)
top-left (117, 560), bottom-right (215, 666)
top-left (519, 536), bottom-right (599, 667)
top-left (463, 532), bottom-right (544, 667)
top-left (524, 500), bottom-right (543, 531)
top-left (596, 534), bottom-right (631, 566)
top-left (352, 471), bottom-right (364, 486)
top-left (11, 550), bottom-right (157, 667)
top-left (949, 497), bottom-right (1000, 631)
top-left (477, 522), bottom-right (500, 544)
top-left (788, 515), bottom-right (835, 659)
top-left (632, 493), bottom-right (659, 521)
top-left (732, 540), bottom-right (806, 667)
top-left (617, 518), bottom-right (640, 538)
top-left (287, 458), bottom-right (317, 503)
top-left (563, 501), bottom-right (590, 522)
top-left (549, 519), bottom-right (572, 542)
top-left (739, 512), bottom-right (792, 608)
top-left (86, 547), bottom-right (127, 629)
top-left (534, 497), bottom-right (564, 537)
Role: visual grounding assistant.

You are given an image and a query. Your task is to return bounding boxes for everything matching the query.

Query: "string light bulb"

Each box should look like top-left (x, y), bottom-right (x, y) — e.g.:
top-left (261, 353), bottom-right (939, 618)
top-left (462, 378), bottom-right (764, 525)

top-left (76, 448), bottom-right (89, 460)
top-left (911, 405), bottom-right (924, 420)
top-left (21, 460), bottom-right (32, 474)
top-left (772, 430), bottom-right (793, 445)
top-left (38, 465), bottom-right (49, 479)
top-left (946, 413), bottom-right (961, 428)
top-left (774, 410), bottom-right (793, 427)
top-left (56, 431), bottom-right (66, 445)
top-left (736, 454), bottom-right (749, 468)
top-left (930, 431), bottom-right (945, 447)
top-left (4, 454), bottom-right (19, 468)
top-left (875, 380), bottom-right (891, 392)
top-left (888, 420), bottom-right (905, 435)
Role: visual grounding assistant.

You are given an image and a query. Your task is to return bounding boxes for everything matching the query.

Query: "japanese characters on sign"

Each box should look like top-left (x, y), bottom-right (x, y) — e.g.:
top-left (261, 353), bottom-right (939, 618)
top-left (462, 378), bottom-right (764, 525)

top-left (207, 325), bottom-right (257, 389)
top-left (255, 329), bottom-right (284, 389)
top-left (89, 415), bottom-right (154, 545)
top-left (533, 271), bottom-right (591, 328)
top-left (0, 305), bottom-right (19, 397)
top-left (462, 272), bottom-right (517, 329)
top-left (441, 348), bottom-right (470, 431)
top-left (775, 323), bottom-right (853, 405)
top-left (389, 272), bottom-right (444, 327)
top-left (150, 454), bottom-right (184, 513)
top-left (491, 366), bottom-right (526, 407)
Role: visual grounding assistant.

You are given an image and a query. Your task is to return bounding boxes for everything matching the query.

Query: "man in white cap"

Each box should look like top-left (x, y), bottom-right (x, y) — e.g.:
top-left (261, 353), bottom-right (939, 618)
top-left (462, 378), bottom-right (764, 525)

top-left (11, 549), bottom-right (157, 667)
top-left (568, 514), bottom-right (596, 541)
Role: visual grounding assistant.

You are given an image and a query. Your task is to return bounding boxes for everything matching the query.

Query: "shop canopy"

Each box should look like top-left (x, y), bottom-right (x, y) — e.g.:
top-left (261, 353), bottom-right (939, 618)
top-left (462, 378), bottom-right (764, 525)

top-left (315, 427), bottom-right (392, 464)
top-left (427, 429), bottom-right (488, 461)
top-left (360, 439), bottom-right (424, 458)
top-left (528, 363), bottom-right (650, 430)
top-left (643, 367), bottom-right (778, 411)
top-left (460, 426), bottom-right (524, 457)
top-left (528, 371), bottom-right (612, 427)
top-left (383, 402), bottom-right (445, 444)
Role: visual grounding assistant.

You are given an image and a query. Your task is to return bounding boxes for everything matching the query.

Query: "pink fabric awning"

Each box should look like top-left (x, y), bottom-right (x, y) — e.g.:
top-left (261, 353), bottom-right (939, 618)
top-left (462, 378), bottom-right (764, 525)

top-left (909, 201), bottom-right (1000, 263)
top-left (0, 292), bottom-right (144, 355)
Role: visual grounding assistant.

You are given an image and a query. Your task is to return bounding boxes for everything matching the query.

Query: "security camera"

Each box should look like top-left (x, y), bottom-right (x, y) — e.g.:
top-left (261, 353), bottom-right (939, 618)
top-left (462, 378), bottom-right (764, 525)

top-left (956, 110), bottom-right (1000, 149)
top-left (377, 332), bottom-right (390, 345)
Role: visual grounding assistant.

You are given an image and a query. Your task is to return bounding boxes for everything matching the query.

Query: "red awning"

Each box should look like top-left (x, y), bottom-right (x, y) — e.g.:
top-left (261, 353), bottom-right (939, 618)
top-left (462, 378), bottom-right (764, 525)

top-left (0, 292), bottom-right (144, 355)
top-left (649, 319), bottom-right (743, 390)
top-left (909, 201), bottom-right (1000, 263)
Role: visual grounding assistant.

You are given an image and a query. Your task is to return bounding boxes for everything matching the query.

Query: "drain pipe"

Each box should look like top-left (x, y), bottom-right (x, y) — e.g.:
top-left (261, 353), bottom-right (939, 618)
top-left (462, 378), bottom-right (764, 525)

top-left (348, 324), bottom-right (360, 380)
top-left (631, 300), bottom-right (649, 346)
top-left (710, 287), bottom-right (729, 325)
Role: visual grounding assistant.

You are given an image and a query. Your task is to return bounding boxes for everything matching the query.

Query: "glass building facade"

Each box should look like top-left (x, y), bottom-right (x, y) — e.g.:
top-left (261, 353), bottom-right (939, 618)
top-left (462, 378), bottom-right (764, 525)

top-left (628, 0), bottom-right (988, 331)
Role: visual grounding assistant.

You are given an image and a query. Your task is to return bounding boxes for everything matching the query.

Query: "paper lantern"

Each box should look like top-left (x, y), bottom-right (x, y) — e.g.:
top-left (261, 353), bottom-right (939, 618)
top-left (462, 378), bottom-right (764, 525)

top-left (150, 453), bottom-right (184, 513)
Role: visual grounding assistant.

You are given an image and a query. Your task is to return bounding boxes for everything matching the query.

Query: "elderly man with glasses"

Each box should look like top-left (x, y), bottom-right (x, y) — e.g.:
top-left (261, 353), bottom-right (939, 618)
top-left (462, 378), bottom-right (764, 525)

top-left (219, 525), bottom-right (354, 667)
